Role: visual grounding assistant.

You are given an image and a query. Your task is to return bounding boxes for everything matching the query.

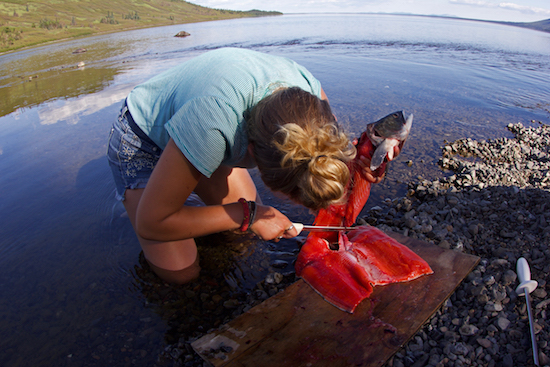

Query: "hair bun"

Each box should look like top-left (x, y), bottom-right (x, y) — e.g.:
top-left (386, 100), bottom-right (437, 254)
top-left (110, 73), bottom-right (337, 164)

top-left (248, 87), bottom-right (356, 210)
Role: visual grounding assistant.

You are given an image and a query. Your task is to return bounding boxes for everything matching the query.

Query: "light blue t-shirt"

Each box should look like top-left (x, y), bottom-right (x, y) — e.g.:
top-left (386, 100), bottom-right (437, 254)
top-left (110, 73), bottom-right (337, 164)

top-left (126, 48), bottom-right (322, 177)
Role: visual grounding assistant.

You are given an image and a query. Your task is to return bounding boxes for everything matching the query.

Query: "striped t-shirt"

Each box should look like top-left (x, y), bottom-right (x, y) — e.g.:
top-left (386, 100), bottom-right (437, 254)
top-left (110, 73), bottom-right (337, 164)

top-left (126, 47), bottom-right (322, 177)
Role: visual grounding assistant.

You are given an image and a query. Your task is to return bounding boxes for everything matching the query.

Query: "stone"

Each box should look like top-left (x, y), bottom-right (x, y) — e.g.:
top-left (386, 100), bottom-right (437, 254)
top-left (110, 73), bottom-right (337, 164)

top-left (452, 342), bottom-right (470, 356)
top-left (496, 317), bottom-right (510, 331)
top-left (501, 270), bottom-right (517, 286)
top-left (484, 302), bottom-right (503, 312)
top-left (184, 290), bottom-right (196, 298)
top-left (477, 338), bottom-right (492, 349)
top-left (459, 324), bottom-right (479, 336)
top-left (265, 272), bottom-right (283, 284)
top-left (223, 299), bottom-right (239, 309)
top-left (483, 275), bottom-right (495, 286)
top-left (533, 288), bottom-right (547, 298)
top-left (539, 351), bottom-right (550, 366)
top-left (502, 353), bottom-right (514, 367)
top-left (175, 31), bottom-right (191, 37)
top-left (270, 260), bottom-right (288, 268)
top-left (535, 299), bottom-right (550, 309)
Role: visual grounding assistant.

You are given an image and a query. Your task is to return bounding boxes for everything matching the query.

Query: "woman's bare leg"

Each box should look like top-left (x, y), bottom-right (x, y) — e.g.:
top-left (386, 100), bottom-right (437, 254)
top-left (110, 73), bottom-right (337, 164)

top-left (123, 166), bottom-right (258, 284)
top-left (124, 188), bottom-right (201, 284)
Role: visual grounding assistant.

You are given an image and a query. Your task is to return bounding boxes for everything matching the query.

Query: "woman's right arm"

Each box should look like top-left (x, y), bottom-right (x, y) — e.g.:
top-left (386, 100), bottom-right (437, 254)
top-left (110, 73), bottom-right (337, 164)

top-left (135, 139), bottom-right (297, 242)
top-left (135, 139), bottom-right (246, 241)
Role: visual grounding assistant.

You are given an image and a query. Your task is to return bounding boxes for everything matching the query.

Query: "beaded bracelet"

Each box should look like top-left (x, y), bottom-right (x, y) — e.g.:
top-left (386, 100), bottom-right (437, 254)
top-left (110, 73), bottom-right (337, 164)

top-left (238, 198), bottom-right (258, 232)
top-left (238, 198), bottom-right (250, 232)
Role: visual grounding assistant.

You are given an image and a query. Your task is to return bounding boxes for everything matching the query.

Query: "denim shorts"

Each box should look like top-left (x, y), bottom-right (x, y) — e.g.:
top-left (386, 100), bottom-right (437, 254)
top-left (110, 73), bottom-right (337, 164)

top-left (107, 102), bottom-right (161, 201)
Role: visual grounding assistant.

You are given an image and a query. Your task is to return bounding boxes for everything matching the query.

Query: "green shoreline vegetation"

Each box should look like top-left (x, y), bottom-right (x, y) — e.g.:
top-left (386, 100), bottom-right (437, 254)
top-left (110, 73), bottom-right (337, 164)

top-left (0, 0), bottom-right (282, 54)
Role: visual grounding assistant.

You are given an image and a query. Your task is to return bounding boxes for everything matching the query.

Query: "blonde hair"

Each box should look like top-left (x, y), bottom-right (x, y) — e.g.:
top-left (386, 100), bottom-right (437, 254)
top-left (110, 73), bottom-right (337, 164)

top-left (248, 87), bottom-right (356, 210)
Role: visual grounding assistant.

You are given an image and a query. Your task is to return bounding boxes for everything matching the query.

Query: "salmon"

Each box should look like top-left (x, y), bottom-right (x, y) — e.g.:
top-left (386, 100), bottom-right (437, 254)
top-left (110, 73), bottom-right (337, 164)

top-left (295, 111), bottom-right (433, 313)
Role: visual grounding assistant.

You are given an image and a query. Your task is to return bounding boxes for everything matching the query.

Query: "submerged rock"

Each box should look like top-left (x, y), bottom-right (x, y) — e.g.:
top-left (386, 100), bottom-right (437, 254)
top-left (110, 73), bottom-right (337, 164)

top-left (175, 31), bottom-right (191, 38)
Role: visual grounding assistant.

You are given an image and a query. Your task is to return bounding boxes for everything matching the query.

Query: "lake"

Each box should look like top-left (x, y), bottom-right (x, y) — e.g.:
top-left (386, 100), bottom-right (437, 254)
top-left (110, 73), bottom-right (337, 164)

top-left (0, 13), bottom-right (549, 366)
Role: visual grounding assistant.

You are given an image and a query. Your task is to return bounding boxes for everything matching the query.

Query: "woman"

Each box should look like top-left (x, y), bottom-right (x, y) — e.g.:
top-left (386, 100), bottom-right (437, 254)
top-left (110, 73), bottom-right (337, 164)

top-left (108, 48), bottom-right (383, 284)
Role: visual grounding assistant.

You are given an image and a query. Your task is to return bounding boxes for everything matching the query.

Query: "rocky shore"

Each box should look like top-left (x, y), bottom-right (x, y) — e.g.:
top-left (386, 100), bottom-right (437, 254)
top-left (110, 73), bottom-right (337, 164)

top-left (362, 121), bottom-right (550, 367)
top-left (144, 121), bottom-right (549, 367)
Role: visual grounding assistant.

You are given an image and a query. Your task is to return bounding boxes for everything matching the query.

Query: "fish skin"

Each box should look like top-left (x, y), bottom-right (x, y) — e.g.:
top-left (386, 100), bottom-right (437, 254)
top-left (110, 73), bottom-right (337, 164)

top-left (295, 111), bottom-right (431, 313)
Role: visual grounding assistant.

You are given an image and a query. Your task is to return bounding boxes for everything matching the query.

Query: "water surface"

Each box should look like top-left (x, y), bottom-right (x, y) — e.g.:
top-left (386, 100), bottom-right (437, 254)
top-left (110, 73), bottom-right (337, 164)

top-left (0, 13), bottom-right (549, 366)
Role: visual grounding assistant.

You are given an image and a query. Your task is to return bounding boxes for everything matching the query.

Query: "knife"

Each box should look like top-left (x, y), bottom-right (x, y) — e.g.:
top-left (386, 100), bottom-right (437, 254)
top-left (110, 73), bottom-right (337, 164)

top-left (292, 223), bottom-right (354, 235)
top-left (516, 257), bottom-right (539, 366)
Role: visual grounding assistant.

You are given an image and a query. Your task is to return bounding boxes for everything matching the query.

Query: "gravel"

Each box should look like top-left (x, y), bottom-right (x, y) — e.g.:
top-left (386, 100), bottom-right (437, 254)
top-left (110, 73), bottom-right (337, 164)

top-left (145, 121), bottom-right (550, 367)
top-left (365, 121), bottom-right (550, 367)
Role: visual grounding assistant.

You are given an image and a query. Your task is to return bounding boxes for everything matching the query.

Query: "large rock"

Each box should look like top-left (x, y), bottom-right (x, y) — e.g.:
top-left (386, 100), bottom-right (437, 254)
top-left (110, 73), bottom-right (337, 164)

top-left (175, 31), bottom-right (190, 38)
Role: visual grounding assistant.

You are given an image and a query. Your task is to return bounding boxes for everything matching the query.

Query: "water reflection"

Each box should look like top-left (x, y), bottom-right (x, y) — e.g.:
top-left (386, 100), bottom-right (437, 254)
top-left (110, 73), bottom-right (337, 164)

top-left (37, 84), bottom-right (133, 125)
top-left (1, 63), bottom-right (121, 118)
top-left (0, 30), bottom-right (158, 119)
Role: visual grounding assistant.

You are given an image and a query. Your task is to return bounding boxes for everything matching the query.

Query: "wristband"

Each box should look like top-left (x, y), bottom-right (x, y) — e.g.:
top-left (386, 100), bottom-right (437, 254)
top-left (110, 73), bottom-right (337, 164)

top-left (238, 198), bottom-right (250, 232)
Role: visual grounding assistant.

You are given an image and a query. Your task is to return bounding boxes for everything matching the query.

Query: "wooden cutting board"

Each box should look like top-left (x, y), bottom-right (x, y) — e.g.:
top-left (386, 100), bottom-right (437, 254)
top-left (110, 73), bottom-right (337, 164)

top-left (192, 232), bottom-right (480, 367)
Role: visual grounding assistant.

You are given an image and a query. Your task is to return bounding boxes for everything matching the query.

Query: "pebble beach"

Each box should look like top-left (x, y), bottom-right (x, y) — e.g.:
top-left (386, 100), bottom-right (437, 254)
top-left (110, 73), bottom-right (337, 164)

top-left (365, 121), bottom-right (550, 367)
top-left (137, 121), bottom-right (549, 367)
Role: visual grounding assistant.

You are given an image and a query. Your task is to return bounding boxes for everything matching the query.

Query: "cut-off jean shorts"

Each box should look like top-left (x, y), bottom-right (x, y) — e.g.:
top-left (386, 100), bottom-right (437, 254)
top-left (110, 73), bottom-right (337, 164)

top-left (107, 100), bottom-right (162, 201)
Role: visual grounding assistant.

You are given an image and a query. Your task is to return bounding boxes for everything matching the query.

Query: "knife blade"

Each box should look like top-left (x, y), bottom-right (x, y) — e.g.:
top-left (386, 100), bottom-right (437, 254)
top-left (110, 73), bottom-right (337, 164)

top-left (292, 223), bottom-right (354, 235)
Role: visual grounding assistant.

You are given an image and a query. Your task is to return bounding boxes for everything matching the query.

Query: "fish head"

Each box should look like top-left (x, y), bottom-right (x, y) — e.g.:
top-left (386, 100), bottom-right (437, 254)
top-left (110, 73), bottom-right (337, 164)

top-left (367, 111), bottom-right (412, 143)
top-left (366, 111), bottom-right (413, 171)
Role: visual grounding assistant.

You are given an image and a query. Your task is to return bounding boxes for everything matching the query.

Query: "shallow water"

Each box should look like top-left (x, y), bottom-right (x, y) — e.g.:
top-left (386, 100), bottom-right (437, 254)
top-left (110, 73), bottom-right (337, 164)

top-left (0, 13), bottom-right (549, 366)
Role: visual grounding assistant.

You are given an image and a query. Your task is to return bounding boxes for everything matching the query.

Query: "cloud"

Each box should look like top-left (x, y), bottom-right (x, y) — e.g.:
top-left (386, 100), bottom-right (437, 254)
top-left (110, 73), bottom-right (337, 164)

top-left (450, 0), bottom-right (550, 16)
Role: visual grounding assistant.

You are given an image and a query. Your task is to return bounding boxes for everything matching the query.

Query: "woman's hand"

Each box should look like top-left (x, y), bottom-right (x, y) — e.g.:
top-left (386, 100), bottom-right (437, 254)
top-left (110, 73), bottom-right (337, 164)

top-left (357, 155), bottom-right (385, 183)
top-left (354, 143), bottom-right (402, 184)
top-left (248, 204), bottom-right (298, 242)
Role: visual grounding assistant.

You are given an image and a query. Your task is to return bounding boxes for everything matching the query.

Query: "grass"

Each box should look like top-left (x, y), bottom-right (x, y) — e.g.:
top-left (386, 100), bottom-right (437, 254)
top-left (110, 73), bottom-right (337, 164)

top-left (0, 0), bottom-right (282, 53)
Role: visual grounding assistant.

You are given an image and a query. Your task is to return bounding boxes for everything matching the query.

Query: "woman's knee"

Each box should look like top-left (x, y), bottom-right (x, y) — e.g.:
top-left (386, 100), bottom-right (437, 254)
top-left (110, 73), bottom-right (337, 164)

top-left (147, 255), bottom-right (201, 285)
top-left (123, 188), bottom-right (202, 285)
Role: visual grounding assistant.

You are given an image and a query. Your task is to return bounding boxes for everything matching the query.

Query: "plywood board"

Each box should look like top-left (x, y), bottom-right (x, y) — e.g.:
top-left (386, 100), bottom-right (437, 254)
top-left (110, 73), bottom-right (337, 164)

top-left (192, 232), bottom-right (480, 367)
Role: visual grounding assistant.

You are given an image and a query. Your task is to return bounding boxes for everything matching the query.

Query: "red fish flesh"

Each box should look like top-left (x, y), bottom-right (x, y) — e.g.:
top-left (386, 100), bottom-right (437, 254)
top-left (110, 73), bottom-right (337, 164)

top-left (295, 111), bottom-right (433, 313)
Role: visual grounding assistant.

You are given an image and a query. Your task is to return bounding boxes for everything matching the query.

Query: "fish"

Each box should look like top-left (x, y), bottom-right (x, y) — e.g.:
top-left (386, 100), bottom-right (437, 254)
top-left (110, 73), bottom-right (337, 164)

top-left (295, 111), bottom-right (433, 313)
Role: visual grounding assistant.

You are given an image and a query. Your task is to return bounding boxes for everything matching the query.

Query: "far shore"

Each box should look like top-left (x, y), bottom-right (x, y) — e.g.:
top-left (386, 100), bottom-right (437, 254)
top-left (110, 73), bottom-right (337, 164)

top-left (2, 12), bottom-right (548, 57)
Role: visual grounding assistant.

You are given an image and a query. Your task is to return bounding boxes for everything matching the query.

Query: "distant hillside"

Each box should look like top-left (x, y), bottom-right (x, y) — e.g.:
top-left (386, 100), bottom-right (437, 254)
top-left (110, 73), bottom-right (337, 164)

top-left (0, 0), bottom-right (282, 53)
top-left (503, 18), bottom-right (550, 33)
top-left (434, 14), bottom-right (550, 34)
top-left (387, 13), bottom-right (550, 34)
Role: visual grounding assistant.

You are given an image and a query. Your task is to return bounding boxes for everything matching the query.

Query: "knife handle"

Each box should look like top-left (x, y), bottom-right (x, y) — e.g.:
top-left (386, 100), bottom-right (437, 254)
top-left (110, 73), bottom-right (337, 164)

top-left (516, 257), bottom-right (538, 296)
top-left (292, 223), bottom-right (304, 235)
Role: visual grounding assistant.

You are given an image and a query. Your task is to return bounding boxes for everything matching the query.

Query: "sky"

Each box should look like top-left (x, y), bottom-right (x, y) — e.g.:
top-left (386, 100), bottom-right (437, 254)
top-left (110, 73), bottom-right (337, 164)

top-left (188, 0), bottom-right (550, 22)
